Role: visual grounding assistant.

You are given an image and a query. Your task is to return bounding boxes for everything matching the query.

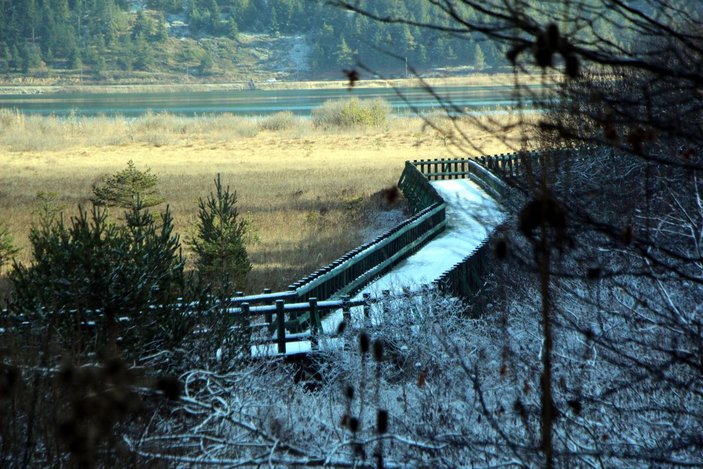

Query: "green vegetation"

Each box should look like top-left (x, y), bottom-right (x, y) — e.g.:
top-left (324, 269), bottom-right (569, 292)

top-left (92, 160), bottom-right (164, 209)
top-left (9, 198), bottom-right (184, 318)
top-left (0, 223), bottom-right (18, 270)
top-left (191, 174), bottom-right (251, 294)
top-left (0, 0), bottom-right (631, 80)
top-left (258, 111), bottom-right (296, 131)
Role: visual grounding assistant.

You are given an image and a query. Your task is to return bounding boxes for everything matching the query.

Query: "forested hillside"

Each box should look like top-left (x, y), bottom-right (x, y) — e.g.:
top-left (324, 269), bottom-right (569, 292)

top-left (0, 0), bottom-right (627, 81)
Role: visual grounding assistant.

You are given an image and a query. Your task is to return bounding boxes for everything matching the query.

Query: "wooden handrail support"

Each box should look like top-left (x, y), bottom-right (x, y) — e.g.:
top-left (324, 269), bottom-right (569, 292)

top-left (296, 203), bottom-right (446, 299)
top-left (9, 150), bottom-right (585, 356)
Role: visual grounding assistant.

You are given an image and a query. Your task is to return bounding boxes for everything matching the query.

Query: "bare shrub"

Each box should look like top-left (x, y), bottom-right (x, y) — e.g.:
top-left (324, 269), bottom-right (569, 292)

top-left (201, 112), bottom-right (260, 138)
top-left (258, 111), bottom-right (298, 131)
top-left (312, 97), bottom-right (390, 129)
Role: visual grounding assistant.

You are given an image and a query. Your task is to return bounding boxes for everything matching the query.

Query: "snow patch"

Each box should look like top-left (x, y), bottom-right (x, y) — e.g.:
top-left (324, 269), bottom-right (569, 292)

top-left (320, 179), bottom-right (505, 334)
top-left (359, 179), bottom-right (504, 297)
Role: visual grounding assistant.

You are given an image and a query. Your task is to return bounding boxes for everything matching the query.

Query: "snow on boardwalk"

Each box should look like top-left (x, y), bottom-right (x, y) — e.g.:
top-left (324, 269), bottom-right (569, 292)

top-left (253, 179), bottom-right (504, 355)
top-left (355, 179), bottom-right (504, 297)
top-left (319, 179), bottom-right (504, 335)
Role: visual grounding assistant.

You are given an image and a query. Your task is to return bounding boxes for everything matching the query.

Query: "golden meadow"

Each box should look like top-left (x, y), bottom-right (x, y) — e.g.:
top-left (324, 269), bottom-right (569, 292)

top-left (0, 105), bottom-right (527, 295)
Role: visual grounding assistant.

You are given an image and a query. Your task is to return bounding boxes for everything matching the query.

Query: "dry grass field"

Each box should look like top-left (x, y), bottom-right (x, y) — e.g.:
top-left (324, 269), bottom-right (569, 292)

top-left (0, 109), bottom-right (528, 296)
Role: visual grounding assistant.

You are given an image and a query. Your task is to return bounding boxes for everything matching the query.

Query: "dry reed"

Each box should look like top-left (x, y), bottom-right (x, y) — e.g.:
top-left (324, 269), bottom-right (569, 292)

top-left (0, 110), bottom-right (530, 295)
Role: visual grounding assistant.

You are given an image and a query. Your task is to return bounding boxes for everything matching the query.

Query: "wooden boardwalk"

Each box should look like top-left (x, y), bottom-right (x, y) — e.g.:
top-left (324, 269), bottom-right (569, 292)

top-left (6, 150), bottom-right (570, 356)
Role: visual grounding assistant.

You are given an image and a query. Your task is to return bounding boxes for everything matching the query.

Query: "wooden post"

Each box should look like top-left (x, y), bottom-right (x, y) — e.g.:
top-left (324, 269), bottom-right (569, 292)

top-left (263, 288), bottom-right (272, 324)
top-left (341, 294), bottom-right (351, 326)
top-left (276, 300), bottom-right (286, 355)
top-left (363, 293), bottom-right (371, 321)
top-left (309, 297), bottom-right (319, 350)
top-left (288, 285), bottom-right (300, 322)
top-left (241, 302), bottom-right (251, 357)
top-left (382, 290), bottom-right (391, 319)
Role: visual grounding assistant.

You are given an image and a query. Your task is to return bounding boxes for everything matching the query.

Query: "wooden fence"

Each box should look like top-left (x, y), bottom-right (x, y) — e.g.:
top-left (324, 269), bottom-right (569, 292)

top-left (213, 149), bottom-right (594, 350)
top-left (190, 160), bottom-right (448, 341)
top-left (413, 148), bottom-right (593, 301)
top-left (226, 153), bottom-right (522, 341)
top-left (410, 156), bottom-right (513, 300)
top-left (3, 151), bottom-right (554, 355)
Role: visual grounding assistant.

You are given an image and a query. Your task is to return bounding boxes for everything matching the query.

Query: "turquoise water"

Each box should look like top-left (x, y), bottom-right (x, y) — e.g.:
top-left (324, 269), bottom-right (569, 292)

top-left (0, 85), bottom-right (540, 117)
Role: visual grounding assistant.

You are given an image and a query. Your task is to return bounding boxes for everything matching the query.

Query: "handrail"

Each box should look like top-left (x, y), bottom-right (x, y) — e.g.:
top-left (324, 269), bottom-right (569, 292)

top-left (466, 160), bottom-right (513, 202)
top-left (433, 234), bottom-right (495, 303)
top-left (291, 161), bottom-right (447, 301)
top-left (226, 160), bottom-right (448, 308)
top-left (398, 160), bottom-right (444, 211)
top-left (295, 203), bottom-right (446, 300)
top-left (4, 151), bottom-right (546, 356)
top-left (225, 150), bottom-right (593, 349)
top-left (476, 147), bottom-right (596, 180)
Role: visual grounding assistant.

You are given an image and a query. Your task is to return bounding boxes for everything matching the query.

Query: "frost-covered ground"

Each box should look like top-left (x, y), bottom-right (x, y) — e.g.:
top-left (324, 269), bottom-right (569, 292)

top-left (129, 154), bottom-right (703, 467)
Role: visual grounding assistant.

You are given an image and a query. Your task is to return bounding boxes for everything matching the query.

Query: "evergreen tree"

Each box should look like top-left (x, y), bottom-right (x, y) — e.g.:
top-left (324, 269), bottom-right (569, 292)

top-left (116, 36), bottom-right (135, 71)
top-left (156, 14), bottom-right (169, 42)
top-left (0, 223), bottom-right (19, 272)
top-left (10, 45), bottom-right (21, 71)
top-left (95, 55), bottom-right (107, 78)
top-left (227, 16), bottom-right (239, 40)
top-left (473, 43), bottom-right (485, 70)
top-left (269, 6), bottom-right (280, 35)
top-left (92, 160), bottom-right (164, 209)
top-left (0, 44), bottom-right (10, 71)
top-left (206, 0), bottom-right (222, 33)
top-left (21, 43), bottom-right (42, 72)
top-left (191, 174), bottom-right (250, 294)
top-left (198, 52), bottom-right (215, 75)
top-left (0, 0), bottom-right (514, 76)
top-left (133, 33), bottom-right (154, 70)
top-left (9, 199), bottom-right (184, 325)
top-left (68, 47), bottom-right (82, 70)
top-left (335, 36), bottom-right (353, 68)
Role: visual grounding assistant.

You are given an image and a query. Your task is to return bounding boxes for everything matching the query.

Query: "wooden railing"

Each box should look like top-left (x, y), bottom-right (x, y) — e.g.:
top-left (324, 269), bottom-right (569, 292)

top-left (224, 149), bottom-right (595, 350)
top-left (433, 237), bottom-right (494, 303)
top-left (476, 147), bottom-right (594, 180)
top-left (236, 296), bottom-right (367, 355)
top-left (292, 203), bottom-right (446, 301)
top-left (205, 161), bottom-right (448, 338)
top-left (3, 152), bottom-right (541, 356)
top-left (398, 160), bottom-right (445, 211)
top-left (411, 156), bottom-right (513, 300)
top-left (410, 156), bottom-right (512, 205)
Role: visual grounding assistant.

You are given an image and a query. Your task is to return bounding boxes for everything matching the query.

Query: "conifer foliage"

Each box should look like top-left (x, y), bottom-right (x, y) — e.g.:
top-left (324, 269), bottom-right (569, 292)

top-left (191, 174), bottom-right (250, 293)
top-left (10, 198), bottom-right (184, 319)
top-left (0, 223), bottom-right (18, 271)
top-left (92, 160), bottom-right (164, 209)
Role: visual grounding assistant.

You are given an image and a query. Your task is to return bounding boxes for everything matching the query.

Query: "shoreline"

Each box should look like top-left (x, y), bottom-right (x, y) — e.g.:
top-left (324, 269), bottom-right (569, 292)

top-left (0, 71), bottom-right (552, 96)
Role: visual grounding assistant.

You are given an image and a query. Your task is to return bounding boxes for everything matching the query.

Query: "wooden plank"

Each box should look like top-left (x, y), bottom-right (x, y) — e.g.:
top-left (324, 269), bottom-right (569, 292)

top-left (296, 204), bottom-right (445, 297)
top-left (276, 300), bottom-right (286, 354)
top-left (309, 298), bottom-right (319, 350)
top-left (336, 216), bottom-right (447, 296)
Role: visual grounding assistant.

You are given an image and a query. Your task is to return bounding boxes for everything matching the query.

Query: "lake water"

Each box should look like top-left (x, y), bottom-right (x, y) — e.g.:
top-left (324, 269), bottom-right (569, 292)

top-left (0, 84), bottom-right (540, 118)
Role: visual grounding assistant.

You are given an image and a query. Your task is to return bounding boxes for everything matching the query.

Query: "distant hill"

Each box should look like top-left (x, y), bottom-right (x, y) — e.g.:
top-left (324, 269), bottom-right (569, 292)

top-left (0, 0), bottom-right (625, 84)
